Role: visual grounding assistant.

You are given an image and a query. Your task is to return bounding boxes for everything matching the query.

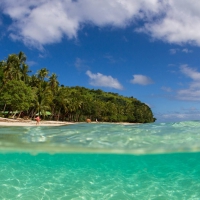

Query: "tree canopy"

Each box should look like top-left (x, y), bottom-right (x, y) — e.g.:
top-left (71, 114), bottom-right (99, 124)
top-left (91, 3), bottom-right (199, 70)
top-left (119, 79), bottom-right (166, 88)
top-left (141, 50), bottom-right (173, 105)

top-left (0, 52), bottom-right (156, 123)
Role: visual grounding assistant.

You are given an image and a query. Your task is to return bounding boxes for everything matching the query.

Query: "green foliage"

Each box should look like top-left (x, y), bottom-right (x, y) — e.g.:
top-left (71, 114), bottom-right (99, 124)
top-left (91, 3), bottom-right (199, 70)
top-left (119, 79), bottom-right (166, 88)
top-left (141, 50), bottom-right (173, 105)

top-left (0, 52), bottom-right (156, 123)
top-left (0, 64), bottom-right (3, 88)
top-left (0, 80), bottom-right (34, 111)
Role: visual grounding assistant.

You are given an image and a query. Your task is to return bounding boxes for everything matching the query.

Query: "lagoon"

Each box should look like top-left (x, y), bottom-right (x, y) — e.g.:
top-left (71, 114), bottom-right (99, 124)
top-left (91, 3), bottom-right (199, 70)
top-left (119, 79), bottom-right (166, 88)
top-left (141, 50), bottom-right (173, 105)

top-left (0, 122), bottom-right (200, 199)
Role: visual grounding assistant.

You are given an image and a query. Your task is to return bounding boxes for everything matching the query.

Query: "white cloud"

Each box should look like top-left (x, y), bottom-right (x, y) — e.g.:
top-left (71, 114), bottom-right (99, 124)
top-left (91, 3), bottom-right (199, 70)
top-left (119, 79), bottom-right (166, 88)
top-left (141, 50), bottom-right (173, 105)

top-left (157, 106), bottom-right (200, 122)
top-left (2, 0), bottom-right (80, 48)
top-left (161, 86), bottom-right (172, 92)
top-left (27, 61), bottom-right (37, 66)
top-left (74, 58), bottom-right (89, 71)
top-left (104, 54), bottom-right (116, 64)
top-left (161, 113), bottom-right (200, 122)
top-left (130, 74), bottom-right (154, 85)
top-left (162, 113), bottom-right (189, 119)
top-left (176, 65), bottom-right (200, 101)
top-left (138, 1), bottom-right (200, 46)
top-left (169, 48), bottom-right (179, 54)
top-left (2, 0), bottom-right (200, 48)
top-left (169, 48), bottom-right (193, 55)
top-left (86, 70), bottom-right (123, 90)
top-left (182, 48), bottom-right (193, 53)
top-left (180, 65), bottom-right (200, 81)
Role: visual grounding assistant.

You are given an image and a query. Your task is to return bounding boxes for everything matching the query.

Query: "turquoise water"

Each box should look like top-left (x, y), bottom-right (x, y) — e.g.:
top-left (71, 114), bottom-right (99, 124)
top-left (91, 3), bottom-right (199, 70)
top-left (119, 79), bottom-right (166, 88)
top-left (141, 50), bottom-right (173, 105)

top-left (0, 121), bottom-right (200, 199)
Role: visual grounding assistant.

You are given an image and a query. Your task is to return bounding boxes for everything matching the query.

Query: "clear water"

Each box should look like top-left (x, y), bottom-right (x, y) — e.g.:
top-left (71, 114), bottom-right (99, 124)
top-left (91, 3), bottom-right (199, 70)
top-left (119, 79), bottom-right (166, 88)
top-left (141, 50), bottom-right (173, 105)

top-left (0, 121), bottom-right (200, 199)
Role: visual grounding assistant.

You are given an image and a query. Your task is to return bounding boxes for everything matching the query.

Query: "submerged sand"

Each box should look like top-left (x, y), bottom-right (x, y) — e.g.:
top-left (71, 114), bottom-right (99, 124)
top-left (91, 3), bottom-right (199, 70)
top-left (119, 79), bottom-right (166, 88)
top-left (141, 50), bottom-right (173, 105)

top-left (0, 117), bottom-right (75, 126)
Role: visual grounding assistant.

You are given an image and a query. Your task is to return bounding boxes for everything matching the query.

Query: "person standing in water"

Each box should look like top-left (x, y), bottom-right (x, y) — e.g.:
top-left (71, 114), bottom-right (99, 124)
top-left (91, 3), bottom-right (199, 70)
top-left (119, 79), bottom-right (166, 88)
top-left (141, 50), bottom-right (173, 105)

top-left (35, 116), bottom-right (41, 125)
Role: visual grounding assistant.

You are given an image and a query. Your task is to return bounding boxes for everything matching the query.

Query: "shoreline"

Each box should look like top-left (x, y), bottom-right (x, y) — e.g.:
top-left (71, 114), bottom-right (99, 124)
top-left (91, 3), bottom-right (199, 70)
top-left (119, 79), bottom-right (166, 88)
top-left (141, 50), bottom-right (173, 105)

top-left (0, 117), bottom-right (75, 126)
top-left (0, 117), bottom-right (140, 126)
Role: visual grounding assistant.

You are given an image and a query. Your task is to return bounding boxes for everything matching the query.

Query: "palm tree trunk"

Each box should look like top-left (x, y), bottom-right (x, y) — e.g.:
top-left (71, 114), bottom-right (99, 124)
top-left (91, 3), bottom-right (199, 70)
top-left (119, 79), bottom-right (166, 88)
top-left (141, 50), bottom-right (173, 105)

top-left (18, 111), bottom-right (22, 118)
top-left (3, 103), bottom-right (6, 112)
top-left (57, 109), bottom-right (61, 121)
top-left (12, 110), bottom-right (18, 119)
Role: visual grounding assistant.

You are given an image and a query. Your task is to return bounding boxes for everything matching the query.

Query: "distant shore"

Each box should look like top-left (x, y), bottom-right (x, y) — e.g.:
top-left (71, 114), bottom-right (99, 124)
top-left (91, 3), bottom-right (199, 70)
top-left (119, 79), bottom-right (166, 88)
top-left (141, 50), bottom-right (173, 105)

top-left (0, 117), bottom-right (140, 126)
top-left (0, 117), bottom-right (75, 126)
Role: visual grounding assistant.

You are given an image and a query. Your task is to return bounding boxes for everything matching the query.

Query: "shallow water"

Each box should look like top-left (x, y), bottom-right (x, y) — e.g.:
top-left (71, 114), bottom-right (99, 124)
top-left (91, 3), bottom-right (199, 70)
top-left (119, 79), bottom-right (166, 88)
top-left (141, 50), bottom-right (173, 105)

top-left (0, 121), bottom-right (200, 199)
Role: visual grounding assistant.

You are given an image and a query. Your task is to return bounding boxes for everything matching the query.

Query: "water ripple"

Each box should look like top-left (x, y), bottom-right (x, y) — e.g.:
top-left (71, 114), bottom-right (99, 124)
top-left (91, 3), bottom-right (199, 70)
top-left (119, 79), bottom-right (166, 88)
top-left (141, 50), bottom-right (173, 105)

top-left (0, 121), bottom-right (200, 154)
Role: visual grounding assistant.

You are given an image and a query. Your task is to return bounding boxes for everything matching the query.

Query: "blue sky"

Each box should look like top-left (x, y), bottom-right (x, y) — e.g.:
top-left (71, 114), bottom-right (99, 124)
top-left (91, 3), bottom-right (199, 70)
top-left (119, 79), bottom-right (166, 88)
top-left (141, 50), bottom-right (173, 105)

top-left (1, 0), bottom-right (200, 122)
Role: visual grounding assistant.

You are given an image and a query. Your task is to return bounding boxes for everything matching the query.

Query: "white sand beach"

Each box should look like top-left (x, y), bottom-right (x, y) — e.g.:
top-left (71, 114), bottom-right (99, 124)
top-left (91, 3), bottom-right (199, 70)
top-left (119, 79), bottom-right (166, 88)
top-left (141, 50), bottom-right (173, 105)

top-left (0, 117), bottom-right (75, 126)
top-left (0, 117), bottom-right (139, 126)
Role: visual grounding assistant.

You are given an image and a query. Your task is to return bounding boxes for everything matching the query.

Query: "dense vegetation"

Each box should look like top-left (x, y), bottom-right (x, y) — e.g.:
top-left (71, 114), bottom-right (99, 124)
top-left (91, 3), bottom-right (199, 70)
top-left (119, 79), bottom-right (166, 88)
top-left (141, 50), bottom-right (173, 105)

top-left (0, 52), bottom-right (156, 123)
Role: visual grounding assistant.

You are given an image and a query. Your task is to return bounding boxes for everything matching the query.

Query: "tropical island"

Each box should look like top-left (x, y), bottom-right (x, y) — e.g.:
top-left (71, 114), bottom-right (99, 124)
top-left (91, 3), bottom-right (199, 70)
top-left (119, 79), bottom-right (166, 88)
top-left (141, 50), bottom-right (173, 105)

top-left (0, 52), bottom-right (156, 123)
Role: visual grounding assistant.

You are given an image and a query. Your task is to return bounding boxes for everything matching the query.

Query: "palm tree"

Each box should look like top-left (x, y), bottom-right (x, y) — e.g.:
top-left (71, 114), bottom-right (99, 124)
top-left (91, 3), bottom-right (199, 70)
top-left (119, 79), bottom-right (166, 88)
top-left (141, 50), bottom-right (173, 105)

top-left (1, 51), bottom-right (27, 84)
top-left (48, 73), bottom-right (59, 95)
top-left (53, 87), bottom-right (69, 121)
top-left (35, 81), bottom-right (53, 118)
top-left (0, 61), bottom-right (6, 88)
top-left (2, 54), bottom-right (17, 81)
top-left (37, 68), bottom-right (49, 81)
top-left (21, 63), bottom-right (31, 83)
top-left (18, 51), bottom-right (26, 64)
top-left (29, 68), bottom-right (51, 119)
top-left (29, 75), bottom-right (40, 88)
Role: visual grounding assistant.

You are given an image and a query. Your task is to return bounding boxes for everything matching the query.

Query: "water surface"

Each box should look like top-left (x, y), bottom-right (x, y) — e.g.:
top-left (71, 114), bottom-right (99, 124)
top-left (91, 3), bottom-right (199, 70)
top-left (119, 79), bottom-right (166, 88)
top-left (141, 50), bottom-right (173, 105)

top-left (0, 121), bottom-right (200, 199)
